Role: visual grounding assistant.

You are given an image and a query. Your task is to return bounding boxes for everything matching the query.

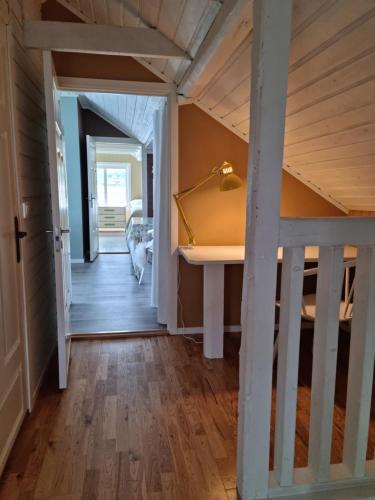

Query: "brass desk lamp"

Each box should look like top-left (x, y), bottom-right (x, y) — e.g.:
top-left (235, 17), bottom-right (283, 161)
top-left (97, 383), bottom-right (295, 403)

top-left (174, 161), bottom-right (242, 247)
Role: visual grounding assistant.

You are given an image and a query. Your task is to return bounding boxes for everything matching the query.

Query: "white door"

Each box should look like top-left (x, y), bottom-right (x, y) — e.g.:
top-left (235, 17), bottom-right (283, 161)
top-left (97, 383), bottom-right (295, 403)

top-left (43, 51), bottom-right (71, 389)
top-left (87, 136), bottom-right (99, 261)
top-left (0, 23), bottom-right (26, 474)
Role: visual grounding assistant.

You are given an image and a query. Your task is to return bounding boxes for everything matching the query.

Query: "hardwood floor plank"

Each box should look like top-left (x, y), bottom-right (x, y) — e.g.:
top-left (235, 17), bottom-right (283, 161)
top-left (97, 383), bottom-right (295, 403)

top-left (70, 254), bottom-right (163, 334)
top-left (0, 332), bottom-right (374, 499)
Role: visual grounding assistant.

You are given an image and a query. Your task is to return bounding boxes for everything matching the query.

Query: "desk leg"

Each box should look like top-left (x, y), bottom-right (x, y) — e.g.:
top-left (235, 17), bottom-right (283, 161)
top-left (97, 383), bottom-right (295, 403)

top-left (203, 264), bottom-right (225, 358)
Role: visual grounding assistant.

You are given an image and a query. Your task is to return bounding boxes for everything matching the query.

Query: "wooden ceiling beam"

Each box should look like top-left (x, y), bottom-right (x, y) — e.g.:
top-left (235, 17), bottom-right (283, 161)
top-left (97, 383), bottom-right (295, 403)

top-left (177, 0), bottom-right (251, 98)
top-left (24, 20), bottom-right (189, 59)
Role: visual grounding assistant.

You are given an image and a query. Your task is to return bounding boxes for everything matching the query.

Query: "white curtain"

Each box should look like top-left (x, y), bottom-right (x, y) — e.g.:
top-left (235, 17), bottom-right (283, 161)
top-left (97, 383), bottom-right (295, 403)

top-left (151, 102), bottom-right (169, 324)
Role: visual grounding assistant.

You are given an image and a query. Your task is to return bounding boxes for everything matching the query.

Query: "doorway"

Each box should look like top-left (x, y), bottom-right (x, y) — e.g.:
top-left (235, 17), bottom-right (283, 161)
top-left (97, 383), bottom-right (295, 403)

top-left (95, 140), bottom-right (143, 255)
top-left (43, 56), bottom-right (178, 387)
top-left (59, 90), bottom-right (168, 335)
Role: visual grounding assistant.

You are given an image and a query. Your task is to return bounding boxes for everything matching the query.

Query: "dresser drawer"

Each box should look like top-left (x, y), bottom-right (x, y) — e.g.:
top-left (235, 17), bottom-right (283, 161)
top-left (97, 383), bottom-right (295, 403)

top-left (99, 220), bottom-right (125, 228)
top-left (99, 213), bottom-right (126, 223)
top-left (99, 206), bottom-right (125, 215)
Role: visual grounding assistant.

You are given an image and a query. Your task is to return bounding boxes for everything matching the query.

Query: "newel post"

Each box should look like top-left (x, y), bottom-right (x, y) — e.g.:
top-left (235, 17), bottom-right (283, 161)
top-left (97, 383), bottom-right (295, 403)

top-left (237, 1), bottom-right (292, 499)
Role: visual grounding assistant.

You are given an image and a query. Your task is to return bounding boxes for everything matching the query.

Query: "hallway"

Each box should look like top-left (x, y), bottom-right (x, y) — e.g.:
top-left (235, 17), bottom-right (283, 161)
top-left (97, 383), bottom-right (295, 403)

top-left (0, 336), bottom-right (240, 499)
top-left (70, 254), bottom-right (161, 333)
top-left (1, 332), bottom-right (375, 499)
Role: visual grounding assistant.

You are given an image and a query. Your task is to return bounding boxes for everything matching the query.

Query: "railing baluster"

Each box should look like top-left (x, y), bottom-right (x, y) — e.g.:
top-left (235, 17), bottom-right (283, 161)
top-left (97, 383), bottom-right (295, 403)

top-left (275, 246), bottom-right (305, 486)
top-left (343, 245), bottom-right (375, 477)
top-left (308, 246), bottom-right (344, 482)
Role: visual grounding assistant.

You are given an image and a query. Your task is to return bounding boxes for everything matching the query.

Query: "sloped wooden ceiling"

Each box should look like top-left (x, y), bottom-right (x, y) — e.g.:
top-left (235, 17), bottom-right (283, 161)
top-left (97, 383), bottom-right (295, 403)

top-left (79, 92), bottom-right (165, 145)
top-left (44, 0), bottom-right (375, 212)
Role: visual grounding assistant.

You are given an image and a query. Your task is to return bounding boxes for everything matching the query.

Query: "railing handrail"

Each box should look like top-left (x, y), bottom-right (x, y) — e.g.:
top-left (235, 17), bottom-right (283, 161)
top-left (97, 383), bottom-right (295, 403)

top-left (279, 217), bottom-right (375, 247)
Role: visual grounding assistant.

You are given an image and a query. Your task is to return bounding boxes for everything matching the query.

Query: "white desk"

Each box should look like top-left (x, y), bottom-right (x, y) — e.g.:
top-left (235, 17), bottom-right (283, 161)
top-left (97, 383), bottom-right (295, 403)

top-left (179, 245), bottom-right (357, 359)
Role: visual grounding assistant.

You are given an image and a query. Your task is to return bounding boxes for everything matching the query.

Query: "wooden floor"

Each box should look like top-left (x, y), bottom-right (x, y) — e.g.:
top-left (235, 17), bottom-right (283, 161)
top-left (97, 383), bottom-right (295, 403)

top-left (99, 231), bottom-right (128, 253)
top-left (0, 332), bottom-right (374, 499)
top-left (70, 254), bottom-right (162, 333)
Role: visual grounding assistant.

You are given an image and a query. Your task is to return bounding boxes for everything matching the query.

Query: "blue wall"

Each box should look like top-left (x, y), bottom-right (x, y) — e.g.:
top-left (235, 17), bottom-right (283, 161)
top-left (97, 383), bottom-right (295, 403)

top-left (61, 96), bottom-right (84, 261)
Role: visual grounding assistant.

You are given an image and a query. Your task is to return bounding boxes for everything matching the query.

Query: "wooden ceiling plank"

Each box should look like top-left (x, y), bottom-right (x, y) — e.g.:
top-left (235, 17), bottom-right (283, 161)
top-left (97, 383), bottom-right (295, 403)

top-left (197, 40), bottom-right (251, 110)
top-left (289, 0), bottom-right (375, 69)
top-left (285, 140), bottom-right (375, 165)
top-left (225, 100), bottom-right (250, 127)
top-left (293, 157), bottom-right (375, 174)
top-left (306, 169), bottom-right (375, 183)
top-left (91, 0), bottom-right (109, 24)
top-left (315, 182), bottom-right (375, 193)
top-left (288, 11), bottom-right (375, 96)
top-left (105, 0), bottom-right (123, 26)
top-left (24, 20), bottom-right (189, 59)
top-left (286, 101), bottom-right (375, 146)
top-left (291, 0), bottom-right (331, 38)
top-left (285, 78), bottom-right (375, 132)
top-left (150, 0), bottom-right (186, 76)
top-left (213, 77), bottom-right (250, 120)
top-left (120, 0), bottom-right (142, 27)
top-left (177, 0), bottom-right (252, 98)
top-left (139, 0), bottom-right (161, 28)
top-left (125, 95), bottom-right (137, 133)
top-left (76, 0), bottom-right (95, 20)
top-left (287, 50), bottom-right (375, 117)
top-left (285, 122), bottom-right (375, 158)
top-left (164, 0), bottom-right (220, 83)
top-left (173, 0), bottom-right (210, 53)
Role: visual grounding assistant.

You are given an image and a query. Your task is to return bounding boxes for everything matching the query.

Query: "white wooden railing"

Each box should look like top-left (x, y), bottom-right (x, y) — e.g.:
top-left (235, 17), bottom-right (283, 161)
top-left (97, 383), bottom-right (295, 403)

top-left (264, 217), bottom-right (375, 498)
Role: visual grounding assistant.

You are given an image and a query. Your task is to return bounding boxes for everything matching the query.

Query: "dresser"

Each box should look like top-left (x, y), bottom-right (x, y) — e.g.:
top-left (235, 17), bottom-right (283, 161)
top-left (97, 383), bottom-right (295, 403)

top-left (98, 206), bottom-right (126, 229)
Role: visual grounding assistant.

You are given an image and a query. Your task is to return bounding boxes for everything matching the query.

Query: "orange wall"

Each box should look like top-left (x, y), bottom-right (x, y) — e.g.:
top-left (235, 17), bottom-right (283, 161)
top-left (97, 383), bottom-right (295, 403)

top-left (53, 52), bottom-right (163, 82)
top-left (179, 104), bottom-right (342, 246)
top-left (178, 104), bottom-right (344, 328)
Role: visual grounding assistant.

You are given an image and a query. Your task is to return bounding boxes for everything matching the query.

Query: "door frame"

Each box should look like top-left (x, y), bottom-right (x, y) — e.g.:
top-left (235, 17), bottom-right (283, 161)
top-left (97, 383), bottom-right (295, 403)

top-left (58, 76), bottom-right (179, 334)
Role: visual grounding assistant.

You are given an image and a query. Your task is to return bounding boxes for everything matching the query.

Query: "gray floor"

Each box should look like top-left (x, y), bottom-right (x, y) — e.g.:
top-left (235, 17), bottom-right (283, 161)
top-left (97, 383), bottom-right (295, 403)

top-left (99, 231), bottom-right (128, 253)
top-left (69, 254), bottom-right (163, 333)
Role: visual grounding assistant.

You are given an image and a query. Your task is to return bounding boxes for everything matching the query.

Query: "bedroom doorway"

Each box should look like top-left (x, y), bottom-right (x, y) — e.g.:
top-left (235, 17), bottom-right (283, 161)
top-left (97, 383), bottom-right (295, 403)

top-left (57, 86), bottom-right (170, 335)
top-left (87, 138), bottom-right (144, 256)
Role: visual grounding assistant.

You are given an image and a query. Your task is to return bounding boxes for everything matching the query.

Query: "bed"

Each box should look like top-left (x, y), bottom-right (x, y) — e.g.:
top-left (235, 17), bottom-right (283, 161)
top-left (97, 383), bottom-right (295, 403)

top-left (126, 216), bottom-right (153, 284)
top-left (126, 198), bottom-right (143, 228)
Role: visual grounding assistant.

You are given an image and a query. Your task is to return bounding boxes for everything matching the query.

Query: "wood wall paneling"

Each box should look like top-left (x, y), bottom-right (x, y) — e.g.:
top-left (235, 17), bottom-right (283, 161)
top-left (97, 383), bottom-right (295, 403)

top-left (8, 2), bottom-right (57, 402)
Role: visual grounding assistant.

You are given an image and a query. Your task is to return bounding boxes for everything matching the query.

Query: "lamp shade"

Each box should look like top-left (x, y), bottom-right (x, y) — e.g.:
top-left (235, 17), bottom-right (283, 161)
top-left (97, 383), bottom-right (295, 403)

top-left (219, 162), bottom-right (242, 191)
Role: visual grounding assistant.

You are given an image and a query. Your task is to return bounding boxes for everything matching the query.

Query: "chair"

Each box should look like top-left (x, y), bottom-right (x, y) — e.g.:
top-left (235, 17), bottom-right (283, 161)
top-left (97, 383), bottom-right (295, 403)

top-left (274, 259), bottom-right (356, 361)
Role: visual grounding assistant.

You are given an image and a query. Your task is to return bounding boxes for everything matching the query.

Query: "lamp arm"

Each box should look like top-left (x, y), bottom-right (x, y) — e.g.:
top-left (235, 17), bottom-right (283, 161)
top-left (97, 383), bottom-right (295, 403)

top-left (173, 194), bottom-right (196, 246)
top-left (173, 170), bottom-right (218, 247)
top-left (175, 170), bottom-right (217, 201)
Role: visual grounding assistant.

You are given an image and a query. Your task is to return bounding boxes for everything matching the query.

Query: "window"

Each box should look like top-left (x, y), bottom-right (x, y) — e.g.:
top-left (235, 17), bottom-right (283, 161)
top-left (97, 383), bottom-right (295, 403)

top-left (97, 164), bottom-right (130, 207)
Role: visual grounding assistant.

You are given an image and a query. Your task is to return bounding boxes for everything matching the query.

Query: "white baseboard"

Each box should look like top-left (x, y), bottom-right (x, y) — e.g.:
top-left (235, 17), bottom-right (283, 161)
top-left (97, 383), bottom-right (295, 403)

top-left (176, 325), bottom-right (241, 335)
top-left (71, 258), bottom-right (84, 264)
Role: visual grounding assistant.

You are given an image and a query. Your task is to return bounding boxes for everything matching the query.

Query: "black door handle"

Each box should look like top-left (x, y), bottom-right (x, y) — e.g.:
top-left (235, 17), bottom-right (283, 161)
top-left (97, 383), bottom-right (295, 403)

top-left (14, 216), bottom-right (27, 263)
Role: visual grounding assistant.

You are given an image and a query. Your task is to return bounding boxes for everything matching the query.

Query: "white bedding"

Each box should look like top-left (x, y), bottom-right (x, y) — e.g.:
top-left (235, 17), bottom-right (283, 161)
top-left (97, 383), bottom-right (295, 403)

top-left (126, 198), bottom-right (143, 228)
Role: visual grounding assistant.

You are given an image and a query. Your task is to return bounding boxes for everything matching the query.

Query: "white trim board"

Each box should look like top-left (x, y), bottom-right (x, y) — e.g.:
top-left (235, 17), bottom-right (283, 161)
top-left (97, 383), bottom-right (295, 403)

top-left (70, 258), bottom-right (84, 264)
top-left (59, 77), bottom-right (174, 97)
top-left (24, 20), bottom-right (189, 59)
top-left (53, 0), bottom-right (172, 84)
